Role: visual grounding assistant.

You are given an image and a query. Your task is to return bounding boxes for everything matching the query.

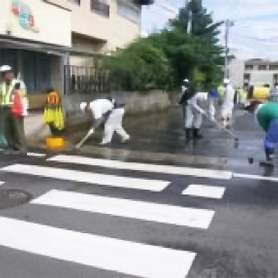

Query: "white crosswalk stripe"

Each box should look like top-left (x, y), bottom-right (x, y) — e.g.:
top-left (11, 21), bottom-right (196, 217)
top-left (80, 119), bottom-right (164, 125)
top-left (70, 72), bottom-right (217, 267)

top-left (27, 152), bottom-right (46, 158)
top-left (0, 154), bottom-right (228, 277)
top-left (0, 164), bottom-right (169, 192)
top-left (48, 154), bottom-right (233, 180)
top-left (0, 216), bottom-right (196, 278)
top-left (182, 184), bottom-right (226, 199)
top-left (32, 189), bottom-right (215, 229)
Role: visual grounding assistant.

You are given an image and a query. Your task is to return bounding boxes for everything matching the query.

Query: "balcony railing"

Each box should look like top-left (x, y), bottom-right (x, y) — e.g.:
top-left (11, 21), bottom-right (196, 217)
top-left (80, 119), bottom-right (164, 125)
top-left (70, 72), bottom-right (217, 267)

top-left (91, 0), bottom-right (110, 18)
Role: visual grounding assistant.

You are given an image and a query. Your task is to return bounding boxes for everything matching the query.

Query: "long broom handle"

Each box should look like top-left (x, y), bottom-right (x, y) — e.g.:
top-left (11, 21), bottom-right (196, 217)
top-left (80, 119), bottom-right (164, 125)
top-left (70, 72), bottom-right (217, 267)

top-left (75, 130), bottom-right (93, 149)
top-left (205, 114), bottom-right (238, 139)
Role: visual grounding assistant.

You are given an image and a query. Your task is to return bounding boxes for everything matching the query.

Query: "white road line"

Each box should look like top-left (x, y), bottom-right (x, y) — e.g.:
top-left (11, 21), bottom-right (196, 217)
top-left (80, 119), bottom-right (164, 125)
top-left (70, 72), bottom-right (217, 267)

top-left (234, 173), bottom-right (278, 182)
top-left (0, 164), bottom-right (169, 192)
top-left (32, 190), bottom-right (215, 229)
top-left (48, 155), bottom-right (233, 180)
top-left (27, 152), bottom-right (46, 157)
top-left (0, 181), bottom-right (4, 186)
top-left (0, 217), bottom-right (196, 278)
top-left (182, 184), bottom-right (226, 199)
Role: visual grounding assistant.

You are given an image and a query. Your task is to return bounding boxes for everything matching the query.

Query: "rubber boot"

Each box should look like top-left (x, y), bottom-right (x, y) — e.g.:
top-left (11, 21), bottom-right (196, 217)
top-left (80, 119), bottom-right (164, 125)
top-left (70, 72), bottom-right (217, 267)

top-left (226, 117), bottom-right (232, 129)
top-left (261, 153), bottom-right (275, 167)
top-left (185, 128), bottom-right (191, 143)
top-left (193, 128), bottom-right (203, 139)
top-left (220, 117), bottom-right (225, 129)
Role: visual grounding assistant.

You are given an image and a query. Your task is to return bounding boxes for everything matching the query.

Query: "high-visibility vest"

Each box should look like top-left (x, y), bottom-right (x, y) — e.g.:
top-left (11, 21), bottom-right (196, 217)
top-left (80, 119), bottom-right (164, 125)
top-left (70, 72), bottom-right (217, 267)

top-left (0, 79), bottom-right (16, 105)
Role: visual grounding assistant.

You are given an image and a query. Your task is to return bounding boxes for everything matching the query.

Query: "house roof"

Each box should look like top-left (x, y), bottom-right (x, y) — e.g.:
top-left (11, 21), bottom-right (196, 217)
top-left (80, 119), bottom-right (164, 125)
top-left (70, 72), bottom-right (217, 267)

top-left (245, 59), bottom-right (278, 66)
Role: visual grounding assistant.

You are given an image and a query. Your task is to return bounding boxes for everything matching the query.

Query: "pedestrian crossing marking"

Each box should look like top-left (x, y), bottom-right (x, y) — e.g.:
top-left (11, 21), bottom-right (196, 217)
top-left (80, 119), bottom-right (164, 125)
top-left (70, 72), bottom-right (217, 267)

top-left (234, 172), bottom-right (278, 182)
top-left (32, 190), bottom-right (215, 229)
top-left (48, 154), bottom-right (233, 180)
top-left (0, 164), bottom-right (169, 192)
top-left (0, 216), bottom-right (196, 278)
top-left (27, 152), bottom-right (46, 157)
top-left (182, 184), bottom-right (226, 199)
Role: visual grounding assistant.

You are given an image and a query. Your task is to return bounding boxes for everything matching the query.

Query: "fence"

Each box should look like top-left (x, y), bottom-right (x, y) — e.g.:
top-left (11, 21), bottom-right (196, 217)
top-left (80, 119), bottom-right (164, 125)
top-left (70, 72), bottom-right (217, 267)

top-left (64, 65), bottom-right (111, 95)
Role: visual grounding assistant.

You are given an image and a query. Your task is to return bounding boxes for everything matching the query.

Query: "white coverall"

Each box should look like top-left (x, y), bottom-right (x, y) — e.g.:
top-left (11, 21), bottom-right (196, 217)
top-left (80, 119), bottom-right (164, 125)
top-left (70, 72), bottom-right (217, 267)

top-left (89, 99), bottom-right (130, 144)
top-left (185, 92), bottom-right (213, 128)
top-left (221, 83), bottom-right (235, 122)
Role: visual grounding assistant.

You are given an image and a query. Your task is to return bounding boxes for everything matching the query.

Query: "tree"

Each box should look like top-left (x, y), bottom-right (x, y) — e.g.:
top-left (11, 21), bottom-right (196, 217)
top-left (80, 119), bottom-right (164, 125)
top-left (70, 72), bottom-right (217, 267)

top-left (104, 0), bottom-right (224, 92)
top-left (168, 0), bottom-right (224, 90)
top-left (105, 39), bottom-right (173, 91)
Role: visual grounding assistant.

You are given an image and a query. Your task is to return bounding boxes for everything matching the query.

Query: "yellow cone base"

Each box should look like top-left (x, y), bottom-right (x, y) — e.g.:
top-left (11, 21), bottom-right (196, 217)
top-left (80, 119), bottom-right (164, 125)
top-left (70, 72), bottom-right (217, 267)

top-left (46, 136), bottom-right (66, 150)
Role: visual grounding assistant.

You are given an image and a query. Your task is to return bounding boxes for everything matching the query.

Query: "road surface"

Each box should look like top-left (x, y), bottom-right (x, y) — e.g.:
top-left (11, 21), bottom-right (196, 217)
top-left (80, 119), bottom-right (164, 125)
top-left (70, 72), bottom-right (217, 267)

top-left (0, 107), bottom-right (278, 278)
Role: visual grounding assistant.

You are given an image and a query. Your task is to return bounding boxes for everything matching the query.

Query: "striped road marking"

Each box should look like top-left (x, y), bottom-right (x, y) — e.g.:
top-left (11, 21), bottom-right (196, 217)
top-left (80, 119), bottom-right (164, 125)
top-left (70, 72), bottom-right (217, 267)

top-left (0, 217), bottom-right (196, 278)
top-left (182, 184), bottom-right (226, 199)
top-left (27, 153), bottom-right (46, 157)
top-left (234, 173), bottom-right (278, 182)
top-left (32, 190), bottom-right (215, 229)
top-left (47, 155), bottom-right (233, 180)
top-left (0, 164), bottom-right (169, 192)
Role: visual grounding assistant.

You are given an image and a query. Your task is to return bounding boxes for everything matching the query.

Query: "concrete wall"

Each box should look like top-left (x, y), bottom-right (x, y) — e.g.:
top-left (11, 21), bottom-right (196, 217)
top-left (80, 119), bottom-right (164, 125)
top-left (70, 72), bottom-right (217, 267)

top-left (63, 90), bottom-right (172, 127)
top-left (0, 0), bottom-right (71, 47)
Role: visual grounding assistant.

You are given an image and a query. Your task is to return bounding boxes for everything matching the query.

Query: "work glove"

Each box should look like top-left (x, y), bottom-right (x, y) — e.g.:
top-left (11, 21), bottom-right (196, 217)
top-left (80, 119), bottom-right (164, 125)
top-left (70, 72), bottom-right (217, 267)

top-left (201, 110), bottom-right (207, 116)
top-left (89, 128), bottom-right (95, 135)
top-left (209, 114), bottom-right (215, 122)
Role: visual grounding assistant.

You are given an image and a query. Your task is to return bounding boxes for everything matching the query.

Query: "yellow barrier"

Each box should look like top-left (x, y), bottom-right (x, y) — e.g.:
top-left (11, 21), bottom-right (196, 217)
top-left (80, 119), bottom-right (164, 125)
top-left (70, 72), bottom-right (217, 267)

top-left (248, 86), bottom-right (270, 101)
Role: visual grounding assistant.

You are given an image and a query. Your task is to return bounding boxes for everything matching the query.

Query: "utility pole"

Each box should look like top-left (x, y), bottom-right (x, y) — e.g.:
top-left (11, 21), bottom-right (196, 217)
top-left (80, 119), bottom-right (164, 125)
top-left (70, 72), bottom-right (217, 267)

top-left (186, 0), bottom-right (192, 34)
top-left (224, 19), bottom-right (234, 78)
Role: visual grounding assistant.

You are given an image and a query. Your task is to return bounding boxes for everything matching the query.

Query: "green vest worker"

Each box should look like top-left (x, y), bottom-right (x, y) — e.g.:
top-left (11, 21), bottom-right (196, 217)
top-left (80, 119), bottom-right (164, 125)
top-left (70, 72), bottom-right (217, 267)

top-left (246, 101), bottom-right (278, 166)
top-left (0, 65), bottom-right (28, 155)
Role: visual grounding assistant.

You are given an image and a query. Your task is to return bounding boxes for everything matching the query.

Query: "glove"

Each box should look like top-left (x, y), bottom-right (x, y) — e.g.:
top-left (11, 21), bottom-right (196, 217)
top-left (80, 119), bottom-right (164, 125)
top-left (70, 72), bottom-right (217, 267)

top-left (210, 117), bottom-right (216, 122)
top-left (201, 110), bottom-right (207, 116)
top-left (89, 128), bottom-right (95, 135)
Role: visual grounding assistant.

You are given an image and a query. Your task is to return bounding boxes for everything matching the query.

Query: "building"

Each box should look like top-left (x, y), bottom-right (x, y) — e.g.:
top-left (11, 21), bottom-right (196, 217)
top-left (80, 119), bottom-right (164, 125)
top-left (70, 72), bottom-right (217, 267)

top-left (228, 58), bottom-right (278, 90)
top-left (70, 0), bottom-right (147, 66)
top-left (243, 59), bottom-right (278, 89)
top-left (0, 0), bottom-right (72, 108)
top-left (0, 0), bottom-right (153, 108)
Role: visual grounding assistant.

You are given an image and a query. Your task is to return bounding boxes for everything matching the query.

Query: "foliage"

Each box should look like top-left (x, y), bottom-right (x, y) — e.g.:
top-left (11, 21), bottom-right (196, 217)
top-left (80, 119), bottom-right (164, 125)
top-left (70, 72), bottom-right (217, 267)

top-left (105, 0), bottom-right (224, 92)
top-left (105, 39), bottom-right (173, 91)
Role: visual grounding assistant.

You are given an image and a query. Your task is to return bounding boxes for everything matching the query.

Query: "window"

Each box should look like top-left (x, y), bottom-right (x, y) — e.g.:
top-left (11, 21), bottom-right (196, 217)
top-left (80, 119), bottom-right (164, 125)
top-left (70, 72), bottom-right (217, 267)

top-left (245, 65), bottom-right (253, 70)
top-left (270, 65), bottom-right (278, 71)
top-left (91, 0), bottom-right (109, 17)
top-left (243, 73), bottom-right (250, 87)
top-left (72, 0), bottom-right (81, 5)
top-left (258, 65), bottom-right (267, 71)
top-left (117, 0), bottom-right (141, 24)
top-left (22, 51), bottom-right (51, 93)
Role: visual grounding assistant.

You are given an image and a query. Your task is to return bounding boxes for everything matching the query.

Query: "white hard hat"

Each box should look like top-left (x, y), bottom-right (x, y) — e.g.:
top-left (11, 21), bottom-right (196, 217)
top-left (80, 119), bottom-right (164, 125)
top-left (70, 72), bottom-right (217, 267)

top-left (0, 65), bottom-right (12, 73)
top-left (80, 102), bottom-right (87, 112)
top-left (223, 78), bottom-right (230, 84)
top-left (183, 78), bottom-right (189, 83)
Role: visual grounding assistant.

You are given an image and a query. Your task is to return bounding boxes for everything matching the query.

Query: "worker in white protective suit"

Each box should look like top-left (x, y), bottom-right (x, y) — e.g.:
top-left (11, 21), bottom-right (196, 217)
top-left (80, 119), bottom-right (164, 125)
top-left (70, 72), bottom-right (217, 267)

top-left (221, 78), bottom-right (235, 128)
top-left (80, 97), bottom-right (130, 145)
top-left (184, 92), bottom-right (214, 141)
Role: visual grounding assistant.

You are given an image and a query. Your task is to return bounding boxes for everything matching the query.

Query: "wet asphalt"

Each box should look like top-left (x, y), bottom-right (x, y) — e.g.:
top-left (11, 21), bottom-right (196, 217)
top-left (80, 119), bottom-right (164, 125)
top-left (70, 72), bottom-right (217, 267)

top-left (0, 106), bottom-right (278, 278)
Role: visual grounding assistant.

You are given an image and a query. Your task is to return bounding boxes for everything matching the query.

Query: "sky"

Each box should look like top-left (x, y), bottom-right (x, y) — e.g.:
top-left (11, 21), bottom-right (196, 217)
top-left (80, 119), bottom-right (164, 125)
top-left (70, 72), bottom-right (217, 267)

top-left (141, 0), bottom-right (278, 60)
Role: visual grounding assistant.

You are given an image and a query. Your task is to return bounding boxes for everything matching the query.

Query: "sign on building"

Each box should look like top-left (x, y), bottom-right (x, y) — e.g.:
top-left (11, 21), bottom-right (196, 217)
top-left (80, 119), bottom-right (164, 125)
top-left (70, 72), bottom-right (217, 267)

top-left (12, 0), bottom-right (39, 33)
